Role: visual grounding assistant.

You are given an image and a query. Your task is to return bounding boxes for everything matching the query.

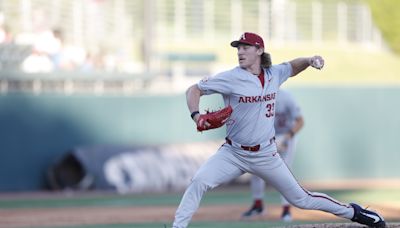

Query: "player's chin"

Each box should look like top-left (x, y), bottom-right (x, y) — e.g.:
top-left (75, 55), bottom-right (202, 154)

top-left (238, 61), bottom-right (247, 68)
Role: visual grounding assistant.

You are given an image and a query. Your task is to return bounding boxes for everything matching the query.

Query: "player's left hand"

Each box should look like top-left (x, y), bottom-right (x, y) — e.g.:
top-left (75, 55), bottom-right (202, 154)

top-left (309, 56), bottom-right (324, 70)
top-left (196, 105), bottom-right (233, 132)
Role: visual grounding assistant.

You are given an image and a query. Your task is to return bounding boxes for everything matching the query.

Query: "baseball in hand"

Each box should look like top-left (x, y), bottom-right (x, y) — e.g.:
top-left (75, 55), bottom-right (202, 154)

top-left (312, 57), bottom-right (323, 69)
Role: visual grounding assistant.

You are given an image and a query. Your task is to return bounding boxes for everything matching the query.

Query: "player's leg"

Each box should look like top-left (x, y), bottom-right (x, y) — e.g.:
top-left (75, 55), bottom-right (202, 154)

top-left (242, 175), bottom-right (265, 218)
top-left (253, 153), bottom-right (385, 227)
top-left (173, 144), bottom-right (245, 228)
top-left (278, 137), bottom-right (296, 222)
top-left (280, 201), bottom-right (292, 222)
top-left (256, 154), bottom-right (352, 217)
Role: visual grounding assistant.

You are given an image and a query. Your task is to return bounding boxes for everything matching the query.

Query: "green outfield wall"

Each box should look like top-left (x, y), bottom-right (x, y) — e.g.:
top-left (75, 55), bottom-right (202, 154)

top-left (0, 87), bottom-right (399, 191)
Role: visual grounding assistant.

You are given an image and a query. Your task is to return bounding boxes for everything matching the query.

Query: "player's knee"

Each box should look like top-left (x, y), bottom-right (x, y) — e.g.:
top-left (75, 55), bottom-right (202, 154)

top-left (286, 195), bottom-right (310, 209)
top-left (191, 172), bottom-right (220, 189)
top-left (291, 200), bottom-right (308, 209)
top-left (190, 177), bottom-right (214, 191)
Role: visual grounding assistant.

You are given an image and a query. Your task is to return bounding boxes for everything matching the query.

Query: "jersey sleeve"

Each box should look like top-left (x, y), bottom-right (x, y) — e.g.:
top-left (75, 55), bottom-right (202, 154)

top-left (274, 62), bottom-right (293, 86)
top-left (197, 71), bottom-right (233, 95)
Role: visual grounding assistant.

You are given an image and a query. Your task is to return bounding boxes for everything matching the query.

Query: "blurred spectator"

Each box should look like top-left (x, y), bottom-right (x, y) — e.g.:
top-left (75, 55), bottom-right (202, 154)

top-left (20, 28), bottom-right (61, 73)
top-left (80, 51), bottom-right (105, 72)
top-left (47, 28), bottom-right (64, 69)
top-left (27, 27), bottom-right (87, 72)
top-left (21, 48), bottom-right (53, 73)
top-left (57, 45), bottom-right (86, 71)
top-left (0, 25), bottom-right (14, 44)
top-left (0, 25), bottom-right (31, 71)
top-left (33, 28), bottom-right (62, 58)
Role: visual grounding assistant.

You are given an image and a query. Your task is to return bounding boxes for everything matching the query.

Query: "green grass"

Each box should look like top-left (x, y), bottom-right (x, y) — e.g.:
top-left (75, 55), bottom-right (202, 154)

top-left (1, 187), bottom-right (400, 208)
top-left (27, 220), bottom-right (353, 228)
top-left (2, 187), bottom-right (400, 228)
top-left (27, 220), bottom-right (400, 228)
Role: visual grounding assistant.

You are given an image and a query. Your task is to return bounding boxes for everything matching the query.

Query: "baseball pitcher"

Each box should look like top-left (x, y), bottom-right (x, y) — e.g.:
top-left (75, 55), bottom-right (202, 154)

top-left (171, 32), bottom-right (385, 228)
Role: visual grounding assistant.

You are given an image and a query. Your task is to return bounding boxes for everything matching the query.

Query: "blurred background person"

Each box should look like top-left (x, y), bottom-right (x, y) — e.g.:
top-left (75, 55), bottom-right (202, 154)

top-left (21, 47), bottom-right (53, 73)
top-left (0, 24), bottom-right (14, 44)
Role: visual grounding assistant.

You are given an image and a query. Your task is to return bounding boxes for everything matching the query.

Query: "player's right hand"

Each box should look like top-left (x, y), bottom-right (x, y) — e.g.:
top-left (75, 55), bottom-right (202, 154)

top-left (309, 56), bottom-right (324, 70)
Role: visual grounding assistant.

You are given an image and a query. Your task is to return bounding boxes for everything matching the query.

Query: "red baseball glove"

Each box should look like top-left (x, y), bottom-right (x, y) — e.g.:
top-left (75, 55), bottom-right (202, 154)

top-left (196, 105), bottom-right (233, 132)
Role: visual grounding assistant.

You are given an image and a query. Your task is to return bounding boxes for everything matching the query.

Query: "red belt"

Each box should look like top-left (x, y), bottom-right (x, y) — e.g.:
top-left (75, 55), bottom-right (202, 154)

top-left (225, 137), bottom-right (268, 152)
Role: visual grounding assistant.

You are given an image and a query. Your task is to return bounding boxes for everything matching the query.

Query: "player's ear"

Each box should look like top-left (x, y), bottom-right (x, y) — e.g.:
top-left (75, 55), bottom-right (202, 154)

top-left (257, 47), bottom-right (264, 55)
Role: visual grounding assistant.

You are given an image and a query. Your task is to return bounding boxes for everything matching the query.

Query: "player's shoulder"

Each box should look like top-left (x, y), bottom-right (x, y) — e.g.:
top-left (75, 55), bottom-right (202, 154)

top-left (220, 66), bottom-right (240, 74)
top-left (199, 66), bottom-right (239, 83)
top-left (265, 62), bottom-right (292, 80)
top-left (215, 66), bottom-right (243, 78)
top-left (267, 62), bottom-right (291, 71)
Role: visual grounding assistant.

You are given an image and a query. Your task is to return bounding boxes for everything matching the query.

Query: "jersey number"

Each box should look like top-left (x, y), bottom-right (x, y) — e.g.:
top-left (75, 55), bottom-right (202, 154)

top-left (265, 103), bottom-right (275, 118)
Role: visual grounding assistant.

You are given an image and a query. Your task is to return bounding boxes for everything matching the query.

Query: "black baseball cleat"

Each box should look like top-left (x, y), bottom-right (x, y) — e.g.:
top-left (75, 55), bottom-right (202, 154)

top-left (241, 205), bottom-right (263, 218)
top-left (350, 203), bottom-right (386, 228)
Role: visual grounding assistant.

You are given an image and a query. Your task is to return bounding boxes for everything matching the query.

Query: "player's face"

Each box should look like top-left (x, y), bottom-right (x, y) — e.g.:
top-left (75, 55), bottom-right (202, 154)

top-left (236, 44), bottom-right (262, 69)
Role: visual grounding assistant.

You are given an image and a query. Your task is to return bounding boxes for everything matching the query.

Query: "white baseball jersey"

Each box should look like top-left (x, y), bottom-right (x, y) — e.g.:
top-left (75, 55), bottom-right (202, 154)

top-left (250, 89), bottom-right (302, 204)
top-left (198, 63), bottom-right (292, 146)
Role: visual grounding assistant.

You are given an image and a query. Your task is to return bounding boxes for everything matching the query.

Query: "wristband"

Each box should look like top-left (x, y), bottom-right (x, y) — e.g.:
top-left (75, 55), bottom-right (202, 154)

top-left (190, 111), bottom-right (200, 119)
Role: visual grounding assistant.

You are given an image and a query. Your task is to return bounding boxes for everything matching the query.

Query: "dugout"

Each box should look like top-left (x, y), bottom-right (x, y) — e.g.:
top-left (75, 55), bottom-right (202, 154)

top-left (47, 150), bottom-right (94, 191)
top-left (46, 142), bottom-right (223, 193)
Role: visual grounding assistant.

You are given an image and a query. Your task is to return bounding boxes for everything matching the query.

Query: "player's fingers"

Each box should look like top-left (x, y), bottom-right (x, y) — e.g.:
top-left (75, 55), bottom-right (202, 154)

top-left (221, 117), bottom-right (229, 124)
top-left (197, 118), bottom-right (204, 127)
top-left (317, 58), bottom-right (324, 69)
top-left (311, 55), bottom-right (324, 70)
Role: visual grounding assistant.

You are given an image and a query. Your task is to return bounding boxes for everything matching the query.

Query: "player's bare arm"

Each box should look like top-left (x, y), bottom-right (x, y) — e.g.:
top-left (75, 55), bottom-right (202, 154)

top-left (289, 56), bottom-right (324, 76)
top-left (186, 84), bottom-right (231, 131)
top-left (186, 84), bottom-right (203, 122)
